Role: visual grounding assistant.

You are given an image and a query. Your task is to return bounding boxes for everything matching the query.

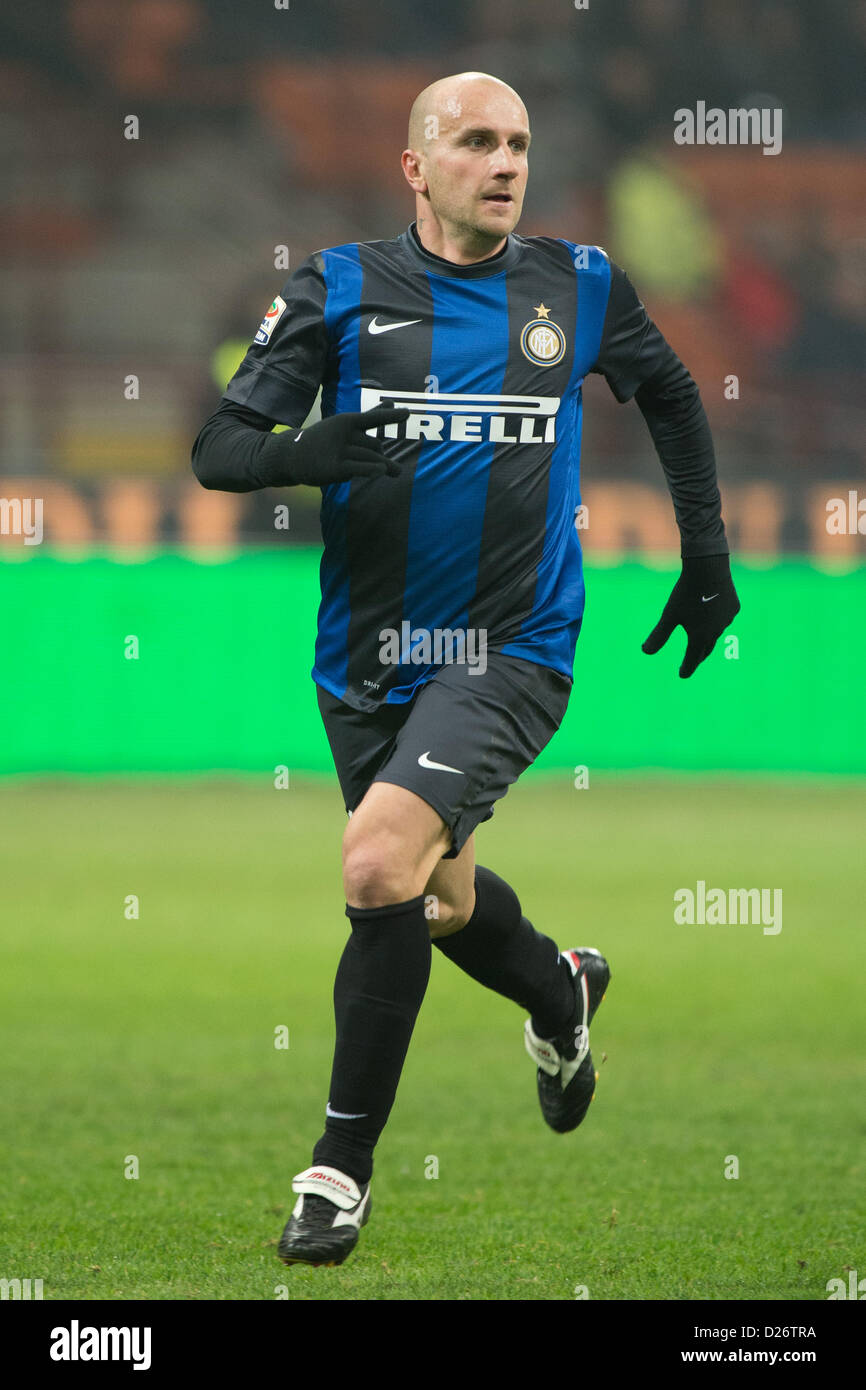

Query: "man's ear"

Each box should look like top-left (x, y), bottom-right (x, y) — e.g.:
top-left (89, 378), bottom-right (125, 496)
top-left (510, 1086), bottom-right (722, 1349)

top-left (401, 149), bottom-right (427, 194)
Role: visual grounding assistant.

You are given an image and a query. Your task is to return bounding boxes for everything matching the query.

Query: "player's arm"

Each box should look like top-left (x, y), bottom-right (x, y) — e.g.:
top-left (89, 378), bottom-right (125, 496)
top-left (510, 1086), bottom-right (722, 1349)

top-left (592, 261), bottom-right (740, 678)
top-left (191, 252), bottom-right (406, 491)
top-left (191, 399), bottom-right (408, 492)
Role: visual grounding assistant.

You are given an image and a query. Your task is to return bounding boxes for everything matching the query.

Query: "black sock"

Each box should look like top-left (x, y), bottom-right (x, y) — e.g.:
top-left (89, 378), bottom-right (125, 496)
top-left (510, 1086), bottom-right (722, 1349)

top-left (433, 865), bottom-right (574, 1039)
top-left (312, 894), bottom-right (431, 1186)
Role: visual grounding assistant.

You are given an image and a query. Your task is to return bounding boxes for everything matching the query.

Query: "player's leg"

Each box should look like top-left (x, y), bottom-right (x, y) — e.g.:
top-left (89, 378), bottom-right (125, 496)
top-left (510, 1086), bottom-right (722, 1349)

top-left (381, 654), bottom-right (581, 1036)
top-left (425, 837), bottom-right (580, 1045)
top-left (432, 861), bottom-right (610, 1132)
top-left (340, 778), bottom-right (453, 906)
top-left (422, 831), bottom-right (476, 939)
top-left (418, 819), bottom-right (609, 1138)
top-left (279, 660), bottom-right (606, 1266)
top-left (427, 826), bottom-right (579, 1054)
top-left (390, 653), bottom-right (611, 1134)
top-left (279, 778), bottom-right (454, 1267)
top-left (307, 782), bottom-right (451, 1181)
top-left (426, 834), bottom-right (586, 1039)
top-left (431, 861), bottom-right (577, 1037)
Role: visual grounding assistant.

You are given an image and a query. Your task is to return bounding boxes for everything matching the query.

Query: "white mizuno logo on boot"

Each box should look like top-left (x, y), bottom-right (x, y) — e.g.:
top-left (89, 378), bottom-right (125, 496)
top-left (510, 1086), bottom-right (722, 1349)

top-left (290, 1166), bottom-right (371, 1228)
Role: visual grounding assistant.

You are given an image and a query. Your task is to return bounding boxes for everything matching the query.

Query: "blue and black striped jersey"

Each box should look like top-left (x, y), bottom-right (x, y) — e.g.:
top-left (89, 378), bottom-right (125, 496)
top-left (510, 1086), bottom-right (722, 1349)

top-left (194, 222), bottom-right (727, 710)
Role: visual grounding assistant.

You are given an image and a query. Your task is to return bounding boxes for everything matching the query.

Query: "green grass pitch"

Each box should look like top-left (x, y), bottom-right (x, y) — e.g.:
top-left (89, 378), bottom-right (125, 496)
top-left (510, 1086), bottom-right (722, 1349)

top-left (0, 775), bottom-right (863, 1301)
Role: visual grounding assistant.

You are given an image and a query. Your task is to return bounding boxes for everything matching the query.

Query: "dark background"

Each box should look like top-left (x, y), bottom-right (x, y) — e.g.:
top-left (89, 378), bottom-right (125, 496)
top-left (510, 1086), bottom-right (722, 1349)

top-left (1, 0), bottom-right (864, 553)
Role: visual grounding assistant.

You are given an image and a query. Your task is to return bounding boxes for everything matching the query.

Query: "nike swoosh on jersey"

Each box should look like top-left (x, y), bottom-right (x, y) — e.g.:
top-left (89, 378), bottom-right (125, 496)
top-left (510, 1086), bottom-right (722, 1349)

top-left (701, 593), bottom-right (719, 602)
top-left (325, 1103), bottom-right (368, 1119)
top-left (368, 316), bottom-right (423, 334)
top-left (417, 751), bottom-right (464, 775)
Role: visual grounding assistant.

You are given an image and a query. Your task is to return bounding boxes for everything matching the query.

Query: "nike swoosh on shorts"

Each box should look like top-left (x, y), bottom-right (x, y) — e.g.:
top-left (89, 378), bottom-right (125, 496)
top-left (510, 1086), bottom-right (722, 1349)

top-left (417, 751), bottom-right (464, 775)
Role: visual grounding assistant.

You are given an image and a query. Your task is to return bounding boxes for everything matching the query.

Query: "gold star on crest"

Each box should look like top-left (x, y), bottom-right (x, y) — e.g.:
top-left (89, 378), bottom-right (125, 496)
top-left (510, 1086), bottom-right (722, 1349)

top-left (533, 302), bottom-right (551, 319)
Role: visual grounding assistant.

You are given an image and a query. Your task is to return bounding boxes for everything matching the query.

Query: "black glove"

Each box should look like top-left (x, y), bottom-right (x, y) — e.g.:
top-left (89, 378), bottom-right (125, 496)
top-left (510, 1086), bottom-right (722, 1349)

top-left (642, 553), bottom-right (740, 678)
top-left (258, 405), bottom-right (410, 487)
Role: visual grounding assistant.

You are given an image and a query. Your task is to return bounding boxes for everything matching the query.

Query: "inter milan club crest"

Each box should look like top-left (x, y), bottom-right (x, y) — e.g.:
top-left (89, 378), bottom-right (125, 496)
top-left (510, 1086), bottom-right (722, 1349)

top-left (520, 303), bottom-right (566, 366)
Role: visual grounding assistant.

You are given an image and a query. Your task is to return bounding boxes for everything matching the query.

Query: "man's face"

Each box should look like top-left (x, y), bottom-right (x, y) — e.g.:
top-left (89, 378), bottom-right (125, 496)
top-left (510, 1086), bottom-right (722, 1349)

top-left (419, 86), bottom-right (530, 241)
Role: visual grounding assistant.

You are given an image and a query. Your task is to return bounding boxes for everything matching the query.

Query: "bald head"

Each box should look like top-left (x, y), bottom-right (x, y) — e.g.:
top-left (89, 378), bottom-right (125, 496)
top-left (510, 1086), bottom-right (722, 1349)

top-left (408, 72), bottom-right (528, 151)
top-left (402, 71), bottom-right (530, 261)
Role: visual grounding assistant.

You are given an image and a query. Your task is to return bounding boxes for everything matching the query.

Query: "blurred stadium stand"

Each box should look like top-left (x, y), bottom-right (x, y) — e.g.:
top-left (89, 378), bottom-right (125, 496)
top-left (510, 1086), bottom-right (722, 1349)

top-left (1, 0), bottom-right (864, 555)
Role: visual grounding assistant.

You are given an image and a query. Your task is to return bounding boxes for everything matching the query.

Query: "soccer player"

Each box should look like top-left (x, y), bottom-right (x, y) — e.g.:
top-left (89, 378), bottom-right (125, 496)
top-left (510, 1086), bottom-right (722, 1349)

top-left (191, 71), bottom-right (740, 1268)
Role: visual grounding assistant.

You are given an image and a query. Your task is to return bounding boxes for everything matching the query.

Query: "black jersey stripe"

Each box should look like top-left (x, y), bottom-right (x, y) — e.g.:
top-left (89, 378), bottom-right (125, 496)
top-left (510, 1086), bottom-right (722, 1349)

top-left (466, 238), bottom-right (578, 641)
top-left (341, 241), bottom-right (437, 706)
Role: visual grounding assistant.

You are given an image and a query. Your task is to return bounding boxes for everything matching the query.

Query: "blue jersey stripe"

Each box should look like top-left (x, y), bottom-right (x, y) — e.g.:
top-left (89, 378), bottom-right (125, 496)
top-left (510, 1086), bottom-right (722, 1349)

top-left (313, 244), bottom-right (363, 698)
top-left (391, 273), bottom-right (510, 699)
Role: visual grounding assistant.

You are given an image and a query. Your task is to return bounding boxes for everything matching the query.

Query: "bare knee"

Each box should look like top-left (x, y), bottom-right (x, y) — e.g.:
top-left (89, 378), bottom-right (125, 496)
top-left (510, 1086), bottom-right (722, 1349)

top-left (342, 824), bottom-right (420, 908)
top-left (341, 784), bottom-right (452, 909)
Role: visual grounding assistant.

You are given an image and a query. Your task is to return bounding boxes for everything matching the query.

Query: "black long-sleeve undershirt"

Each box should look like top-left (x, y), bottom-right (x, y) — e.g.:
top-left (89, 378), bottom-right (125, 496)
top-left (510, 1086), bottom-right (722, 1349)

top-left (191, 400), bottom-right (294, 494)
top-left (633, 362), bottom-right (727, 557)
top-left (591, 262), bottom-right (727, 558)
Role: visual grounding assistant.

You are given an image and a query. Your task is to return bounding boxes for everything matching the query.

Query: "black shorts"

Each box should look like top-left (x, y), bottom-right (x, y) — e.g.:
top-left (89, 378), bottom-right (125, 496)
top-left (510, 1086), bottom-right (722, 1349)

top-left (316, 652), bottom-right (572, 858)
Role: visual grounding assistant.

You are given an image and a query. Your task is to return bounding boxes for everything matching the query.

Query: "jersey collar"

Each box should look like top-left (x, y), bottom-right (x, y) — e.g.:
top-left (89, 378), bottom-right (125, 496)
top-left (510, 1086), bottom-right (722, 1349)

top-left (400, 222), bottom-right (522, 278)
